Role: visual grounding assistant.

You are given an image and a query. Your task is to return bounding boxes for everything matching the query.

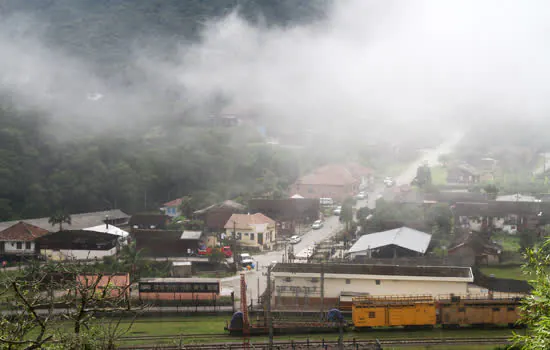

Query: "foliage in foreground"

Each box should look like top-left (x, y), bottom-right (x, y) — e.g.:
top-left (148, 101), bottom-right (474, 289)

top-left (512, 239), bottom-right (550, 349)
top-left (0, 260), bottom-right (144, 349)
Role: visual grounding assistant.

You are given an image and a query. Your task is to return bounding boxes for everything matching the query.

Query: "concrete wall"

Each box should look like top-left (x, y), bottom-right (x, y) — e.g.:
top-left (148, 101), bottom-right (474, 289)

top-left (41, 248), bottom-right (117, 261)
top-left (273, 275), bottom-right (469, 300)
top-left (3, 241), bottom-right (35, 254)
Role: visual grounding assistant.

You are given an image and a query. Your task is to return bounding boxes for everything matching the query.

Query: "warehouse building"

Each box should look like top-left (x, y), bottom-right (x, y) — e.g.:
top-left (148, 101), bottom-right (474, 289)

top-left (347, 227), bottom-right (432, 259)
top-left (270, 263), bottom-right (473, 310)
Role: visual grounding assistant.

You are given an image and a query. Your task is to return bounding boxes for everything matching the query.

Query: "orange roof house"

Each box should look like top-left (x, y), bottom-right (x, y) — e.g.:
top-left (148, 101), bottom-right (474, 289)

top-left (289, 163), bottom-right (373, 201)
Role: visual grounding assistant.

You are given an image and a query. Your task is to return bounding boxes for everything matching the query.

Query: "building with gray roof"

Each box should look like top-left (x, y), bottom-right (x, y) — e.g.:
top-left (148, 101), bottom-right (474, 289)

top-left (347, 227), bottom-right (432, 259)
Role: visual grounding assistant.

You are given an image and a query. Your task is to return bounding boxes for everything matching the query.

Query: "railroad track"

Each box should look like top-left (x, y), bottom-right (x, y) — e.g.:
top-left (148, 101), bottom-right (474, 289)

top-left (118, 336), bottom-right (512, 349)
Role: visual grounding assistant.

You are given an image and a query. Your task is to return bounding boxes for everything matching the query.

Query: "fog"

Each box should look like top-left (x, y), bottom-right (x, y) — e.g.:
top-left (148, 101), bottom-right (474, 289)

top-left (2, 0), bottom-right (550, 140)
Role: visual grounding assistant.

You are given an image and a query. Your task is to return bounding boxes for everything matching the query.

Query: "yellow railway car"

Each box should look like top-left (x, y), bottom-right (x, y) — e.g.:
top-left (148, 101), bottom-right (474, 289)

top-left (352, 295), bottom-right (437, 328)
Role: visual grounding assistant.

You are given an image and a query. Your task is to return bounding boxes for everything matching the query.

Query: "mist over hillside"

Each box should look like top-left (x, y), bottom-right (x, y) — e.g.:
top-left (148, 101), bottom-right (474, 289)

top-left (2, 1), bottom-right (550, 220)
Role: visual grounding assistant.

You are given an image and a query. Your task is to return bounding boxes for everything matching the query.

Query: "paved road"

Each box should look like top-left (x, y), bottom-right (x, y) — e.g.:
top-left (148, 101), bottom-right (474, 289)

top-left (222, 132), bottom-right (464, 304)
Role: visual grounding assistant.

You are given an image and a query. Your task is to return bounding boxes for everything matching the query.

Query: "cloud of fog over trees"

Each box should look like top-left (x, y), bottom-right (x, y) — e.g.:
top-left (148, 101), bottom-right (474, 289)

top-left (1, 0), bottom-right (550, 139)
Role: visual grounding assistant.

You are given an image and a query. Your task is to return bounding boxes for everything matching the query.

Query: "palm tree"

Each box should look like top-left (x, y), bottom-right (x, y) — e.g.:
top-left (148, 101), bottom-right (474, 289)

top-left (119, 241), bottom-right (145, 281)
top-left (48, 211), bottom-right (72, 231)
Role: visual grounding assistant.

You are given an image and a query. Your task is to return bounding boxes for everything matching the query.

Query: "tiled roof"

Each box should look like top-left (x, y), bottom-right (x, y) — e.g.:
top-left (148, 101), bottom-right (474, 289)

top-left (224, 213), bottom-right (275, 230)
top-left (163, 198), bottom-right (183, 207)
top-left (297, 164), bottom-right (358, 186)
top-left (194, 200), bottom-right (246, 215)
top-left (0, 222), bottom-right (49, 242)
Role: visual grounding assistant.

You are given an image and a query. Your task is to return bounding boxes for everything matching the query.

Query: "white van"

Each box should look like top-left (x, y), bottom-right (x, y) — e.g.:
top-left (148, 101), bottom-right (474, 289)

top-left (319, 198), bottom-right (334, 206)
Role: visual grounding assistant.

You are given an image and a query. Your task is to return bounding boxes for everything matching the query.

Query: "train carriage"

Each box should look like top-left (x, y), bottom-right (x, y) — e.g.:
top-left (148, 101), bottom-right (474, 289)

top-left (138, 277), bottom-right (220, 301)
top-left (352, 295), bottom-right (437, 328)
top-left (438, 295), bottom-right (522, 327)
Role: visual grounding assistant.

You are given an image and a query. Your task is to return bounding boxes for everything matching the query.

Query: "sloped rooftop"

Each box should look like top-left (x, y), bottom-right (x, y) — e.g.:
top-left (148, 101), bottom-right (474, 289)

top-left (272, 263), bottom-right (472, 279)
top-left (0, 210), bottom-right (129, 232)
top-left (348, 227), bottom-right (432, 254)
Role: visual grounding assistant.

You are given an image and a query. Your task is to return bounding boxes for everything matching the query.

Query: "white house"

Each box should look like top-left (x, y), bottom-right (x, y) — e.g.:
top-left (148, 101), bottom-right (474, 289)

top-left (0, 222), bottom-right (49, 257)
top-left (160, 198), bottom-right (183, 217)
top-left (224, 213), bottom-right (276, 250)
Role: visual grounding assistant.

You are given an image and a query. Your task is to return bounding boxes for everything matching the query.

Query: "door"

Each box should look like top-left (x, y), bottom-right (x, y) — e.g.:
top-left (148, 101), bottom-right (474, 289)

top-left (257, 233), bottom-right (263, 245)
top-left (0, 242), bottom-right (4, 254)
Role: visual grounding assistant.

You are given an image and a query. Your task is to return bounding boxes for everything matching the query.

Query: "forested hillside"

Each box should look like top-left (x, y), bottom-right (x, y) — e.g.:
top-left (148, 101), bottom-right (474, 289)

top-left (0, 0), bottom-right (332, 220)
top-left (2, 0), bottom-right (331, 71)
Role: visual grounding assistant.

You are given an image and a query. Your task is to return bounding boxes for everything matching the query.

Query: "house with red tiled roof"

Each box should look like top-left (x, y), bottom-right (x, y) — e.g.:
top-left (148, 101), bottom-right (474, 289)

top-left (224, 213), bottom-right (276, 250)
top-left (288, 163), bottom-right (374, 202)
top-left (160, 198), bottom-right (183, 217)
top-left (0, 222), bottom-right (49, 257)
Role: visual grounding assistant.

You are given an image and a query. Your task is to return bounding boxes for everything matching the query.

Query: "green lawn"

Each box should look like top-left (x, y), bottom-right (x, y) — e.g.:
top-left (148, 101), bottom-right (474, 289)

top-left (481, 266), bottom-right (529, 281)
top-left (492, 234), bottom-right (521, 252)
top-left (431, 166), bottom-right (448, 185)
top-left (14, 314), bottom-right (519, 347)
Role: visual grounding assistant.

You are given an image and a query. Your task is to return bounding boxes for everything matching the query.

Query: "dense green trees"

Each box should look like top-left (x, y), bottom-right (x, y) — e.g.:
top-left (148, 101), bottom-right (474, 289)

top-left (0, 100), bottom-right (306, 220)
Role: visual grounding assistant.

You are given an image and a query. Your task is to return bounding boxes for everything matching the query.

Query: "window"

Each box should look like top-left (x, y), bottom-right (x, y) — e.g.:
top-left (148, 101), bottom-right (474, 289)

top-left (25, 242), bottom-right (31, 250)
top-left (375, 280), bottom-right (381, 285)
top-left (250, 233), bottom-right (255, 240)
top-left (459, 307), bottom-right (466, 312)
top-left (284, 277), bottom-right (292, 282)
top-left (345, 279), bottom-right (351, 285)
top-left (368, 312), bottom-right (376, 318)
top-left (308, 187), bottom-right (313, 193)
top-left (244, 232), bottom-right (249, 236)
top-left (16, 242), bottom-right (22, 249)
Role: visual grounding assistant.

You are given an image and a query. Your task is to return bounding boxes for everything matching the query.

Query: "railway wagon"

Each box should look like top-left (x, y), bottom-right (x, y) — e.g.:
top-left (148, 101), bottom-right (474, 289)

top-left (138, 277), bottom-right (220, 301)
top-left (352, 295), bottom-right (436, 328)
top-left (438, 295), bottom-right (522, 327)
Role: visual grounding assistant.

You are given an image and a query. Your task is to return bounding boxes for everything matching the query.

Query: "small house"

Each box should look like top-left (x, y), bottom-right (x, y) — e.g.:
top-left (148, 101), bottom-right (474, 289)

top-left (224, 213), bottom-right (276, 251)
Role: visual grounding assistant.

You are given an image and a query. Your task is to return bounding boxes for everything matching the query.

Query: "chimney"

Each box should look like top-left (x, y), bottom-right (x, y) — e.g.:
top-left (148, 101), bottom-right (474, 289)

top-left (105, 215), bottom-right (109, 229)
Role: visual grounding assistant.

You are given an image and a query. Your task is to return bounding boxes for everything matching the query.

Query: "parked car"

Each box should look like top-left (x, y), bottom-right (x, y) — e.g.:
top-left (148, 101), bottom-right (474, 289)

top-left (333, 206), bottom-right (342, 215)
top-left (383, 176), bottom-right (395, 187)
top-left (356, 191), bottom-right (366, 200)
top-left (312, 220), bottom-right (324, 230)
top-left (240, 253), bottom-right (253, 261)
top-left (289, 235), bottom-right (301, 244)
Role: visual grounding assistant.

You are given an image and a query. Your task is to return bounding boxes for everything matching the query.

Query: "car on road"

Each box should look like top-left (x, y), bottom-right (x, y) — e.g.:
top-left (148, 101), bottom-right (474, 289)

top-left (312, 220), bottom-right (324, 230)
top-left (383, 176), bottom-right (395, 187)
top-left (240, 253), bottom-right (253, 261)
top-left (289, 235), bottom-right (301, 244)
top-left (356, 191), bottom-right (367, 200)
top-left (333, 206), bottom-right (342, 215)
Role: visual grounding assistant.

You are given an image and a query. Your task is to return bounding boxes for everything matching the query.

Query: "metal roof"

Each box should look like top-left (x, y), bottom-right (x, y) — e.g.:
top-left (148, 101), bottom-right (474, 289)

top-left (272, 263), bottom-right (472, 279)
top-left (0, 209), bottom-right (129, 232)
top-left (180, 230), bottom-right (203, 240)
top-left (348, 227), bottom-right (432, 254)
top-left (83, 224), bottom-right (129, 238)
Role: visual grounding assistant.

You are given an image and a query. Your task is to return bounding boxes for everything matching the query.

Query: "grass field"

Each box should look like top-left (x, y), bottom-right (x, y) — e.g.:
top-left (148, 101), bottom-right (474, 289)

top-left (492, 234), bottom-right (521, 253)
top-left (9, 314), bottom-right (522, 347)
top-left (481, 266), bottom-right (528, 281)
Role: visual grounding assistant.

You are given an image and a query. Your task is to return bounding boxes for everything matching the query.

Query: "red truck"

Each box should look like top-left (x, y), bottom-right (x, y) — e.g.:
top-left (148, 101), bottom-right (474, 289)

top-left (198, 246), bottom-right (233, 258)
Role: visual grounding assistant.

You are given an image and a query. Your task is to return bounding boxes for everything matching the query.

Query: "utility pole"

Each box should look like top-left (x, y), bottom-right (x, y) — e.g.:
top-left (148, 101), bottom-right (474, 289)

top-left (267, 264), bottom-right (273, 349)
top-left (320, 263), bottom-right (325, 321)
